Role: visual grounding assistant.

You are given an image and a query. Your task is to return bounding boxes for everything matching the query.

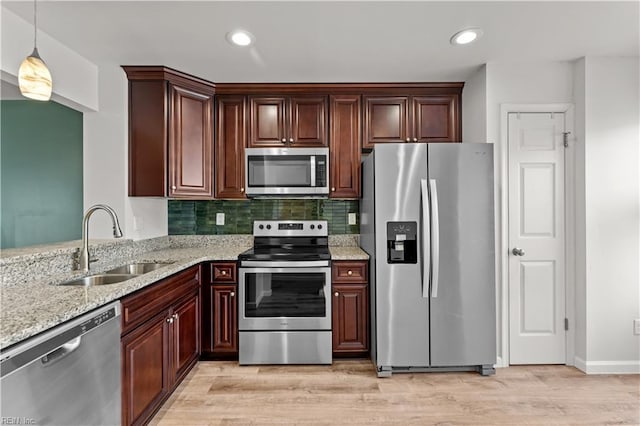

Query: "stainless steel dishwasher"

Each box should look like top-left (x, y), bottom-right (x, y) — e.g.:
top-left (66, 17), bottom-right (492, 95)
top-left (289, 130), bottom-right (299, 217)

top-left (0, 301), bottom-right (121, 425)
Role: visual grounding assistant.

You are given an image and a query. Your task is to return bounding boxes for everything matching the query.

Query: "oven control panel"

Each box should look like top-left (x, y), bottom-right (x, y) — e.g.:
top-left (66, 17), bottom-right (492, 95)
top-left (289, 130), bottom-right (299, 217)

top-left (253, 220), bottom-right (328, 237)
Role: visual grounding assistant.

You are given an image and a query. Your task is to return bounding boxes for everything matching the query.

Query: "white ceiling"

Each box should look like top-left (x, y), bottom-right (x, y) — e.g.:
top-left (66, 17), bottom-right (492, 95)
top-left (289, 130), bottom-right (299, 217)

top-left (3, 1), bottom-right (639, 83)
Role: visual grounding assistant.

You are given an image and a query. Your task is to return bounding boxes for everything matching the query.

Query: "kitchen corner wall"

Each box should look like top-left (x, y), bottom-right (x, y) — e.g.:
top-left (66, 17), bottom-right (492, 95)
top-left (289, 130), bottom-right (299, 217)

top-left (168, 199), bottom-right (359, 235)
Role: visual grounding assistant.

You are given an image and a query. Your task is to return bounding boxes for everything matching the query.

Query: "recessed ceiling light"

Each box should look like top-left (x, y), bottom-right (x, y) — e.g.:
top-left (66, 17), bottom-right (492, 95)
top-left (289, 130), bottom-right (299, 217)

top-left (450, 28), bottom-right (483, 46)
top-left (226, 30), bottom-right (254, 47)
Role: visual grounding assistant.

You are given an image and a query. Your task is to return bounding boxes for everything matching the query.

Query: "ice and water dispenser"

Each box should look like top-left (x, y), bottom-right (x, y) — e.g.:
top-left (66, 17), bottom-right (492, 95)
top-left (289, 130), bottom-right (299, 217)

top-left (386, 221), bottom-right (417, 264)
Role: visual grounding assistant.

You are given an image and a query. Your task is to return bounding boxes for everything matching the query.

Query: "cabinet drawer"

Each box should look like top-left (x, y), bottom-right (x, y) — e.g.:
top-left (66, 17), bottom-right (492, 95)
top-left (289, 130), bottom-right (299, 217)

top-left (121, 266), bottom-right (200, 335)
top-left (332, 261), bottom-right (367, 282)
top-left (210, 262), bottom-right (236, 283)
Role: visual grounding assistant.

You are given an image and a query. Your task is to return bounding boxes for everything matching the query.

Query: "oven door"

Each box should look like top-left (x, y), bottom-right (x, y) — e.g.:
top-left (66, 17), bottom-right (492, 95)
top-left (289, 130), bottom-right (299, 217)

top-left (239, 266), bottom-right (331, 331)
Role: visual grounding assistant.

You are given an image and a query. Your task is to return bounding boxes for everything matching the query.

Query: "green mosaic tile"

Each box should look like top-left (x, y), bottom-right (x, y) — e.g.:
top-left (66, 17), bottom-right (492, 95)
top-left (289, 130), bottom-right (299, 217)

top-left (168, 199), bottom-right (360, 235)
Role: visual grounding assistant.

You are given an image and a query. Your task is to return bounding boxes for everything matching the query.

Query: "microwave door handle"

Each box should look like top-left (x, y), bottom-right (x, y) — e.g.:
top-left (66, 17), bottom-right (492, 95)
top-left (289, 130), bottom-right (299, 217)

top-left (310, 156), bottom-right (316, 187)
top-left (420, 179), bottom-right (431, 299)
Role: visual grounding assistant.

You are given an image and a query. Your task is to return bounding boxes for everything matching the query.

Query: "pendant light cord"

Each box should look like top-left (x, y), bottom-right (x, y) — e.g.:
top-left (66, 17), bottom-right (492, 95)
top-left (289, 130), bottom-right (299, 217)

top-left (33, 0), bottom-right (37, 48)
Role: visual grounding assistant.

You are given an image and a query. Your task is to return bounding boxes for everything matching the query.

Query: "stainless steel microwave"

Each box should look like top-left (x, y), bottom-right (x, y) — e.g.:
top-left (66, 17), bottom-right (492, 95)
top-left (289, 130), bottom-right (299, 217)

top-left (245, 147), bottom-right (329, 197)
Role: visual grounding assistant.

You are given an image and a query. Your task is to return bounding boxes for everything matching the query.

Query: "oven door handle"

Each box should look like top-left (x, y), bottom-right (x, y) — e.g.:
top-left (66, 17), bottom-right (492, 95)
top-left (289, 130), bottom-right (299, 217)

top-left (239, 260), bottom-right (330, 268)
top-left (239, 266), bottom-right (332, 274)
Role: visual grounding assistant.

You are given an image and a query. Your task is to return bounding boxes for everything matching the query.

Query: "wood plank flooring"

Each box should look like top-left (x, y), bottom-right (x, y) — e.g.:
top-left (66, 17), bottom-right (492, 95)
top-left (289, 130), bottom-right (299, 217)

top-left (151, 360), bottom-right (640, 425)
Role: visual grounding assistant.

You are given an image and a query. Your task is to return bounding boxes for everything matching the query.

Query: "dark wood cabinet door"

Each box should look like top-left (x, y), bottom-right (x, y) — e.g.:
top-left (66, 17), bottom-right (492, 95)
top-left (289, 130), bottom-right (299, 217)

top-left (213, 284), bottom-right (238, 354)
top-left (363, 96), bottom-right (410, 149)
top-left (168, 84), bottom-right (214, 198)
top-left (329, 95), bottom-right (361, 198)
top-left (171, 292), bottom-right (200, 384)
top-left (121, 313), bottom-right (169, 426)
top-left (290, 96), bottom-right (327, 146)
top-left (332, 283), bottom-right (369, 355)
top-left (215, 96), bottom-right (247, 198)
top-left (412, 95), bottom-right (460, 142)
top-left (249, 97), bottom-right (287, 147)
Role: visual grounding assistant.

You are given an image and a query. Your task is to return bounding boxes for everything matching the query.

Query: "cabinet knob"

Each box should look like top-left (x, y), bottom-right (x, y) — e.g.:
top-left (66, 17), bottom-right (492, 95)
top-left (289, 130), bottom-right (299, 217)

top-left (240, 187), bottom-right (245, 193)
top-left (334, 292), bottom-right (339, 297)
top-left (281, 138), bottom-right (287, 142)
top-left (289, 138), bottom-right (294, 143)
top-left (331, 187), bottom-right (336, 192)
top-left (406, 138), bottom-right (410, 142)
top-left (221, 270), bottom-right (227, 275)
top-left (413, 137), bottom-right (418, 142)
top-left (171, 185), bottom-right (177, 190)
top-left (173, 313), bottom-right (178, 320)
top-left (231, 291), bottom-right (235, 297)
top-left (166, 317), bottom-right (174, 324)
top-left (347, 270), bottom-right (353, 276)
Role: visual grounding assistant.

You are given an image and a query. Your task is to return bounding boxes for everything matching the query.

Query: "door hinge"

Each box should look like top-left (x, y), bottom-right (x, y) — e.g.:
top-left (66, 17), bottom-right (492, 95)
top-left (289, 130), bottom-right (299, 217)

top-left (563, 131), bottom-right (571, 148)
top-left (564, 318), bottom-right (569, 331)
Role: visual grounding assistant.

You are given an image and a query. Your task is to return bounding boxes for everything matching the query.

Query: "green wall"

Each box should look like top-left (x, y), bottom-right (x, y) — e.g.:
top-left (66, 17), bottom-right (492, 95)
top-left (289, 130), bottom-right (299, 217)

top-left (1, 100), bottom-right (83, 249)
top-left (169, 199), bottom-right (360, 235)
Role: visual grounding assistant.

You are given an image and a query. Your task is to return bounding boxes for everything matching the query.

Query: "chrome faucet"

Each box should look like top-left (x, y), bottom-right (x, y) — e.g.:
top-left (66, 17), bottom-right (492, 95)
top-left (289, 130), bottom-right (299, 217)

top-left (77, 204), bottom-right (123, 272)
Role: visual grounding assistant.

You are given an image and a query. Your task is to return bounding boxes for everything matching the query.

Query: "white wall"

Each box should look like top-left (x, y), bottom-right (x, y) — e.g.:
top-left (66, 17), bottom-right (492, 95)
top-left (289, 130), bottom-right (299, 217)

top-left (462, 65), bottom-right (487, 143)
top-left (486, 61), bottom-right (575, 366)
top-left (572, 58), bottom-right (587, 365)
top-left (0, 7), bottom-right (98, 111)
top-left (83, 64), bottom-right (167, 240)
top-left (582, 57), bottom-right (639, 373)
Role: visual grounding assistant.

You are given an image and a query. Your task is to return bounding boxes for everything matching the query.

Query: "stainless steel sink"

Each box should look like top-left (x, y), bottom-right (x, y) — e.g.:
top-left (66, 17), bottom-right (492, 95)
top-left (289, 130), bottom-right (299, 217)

top-left (58, 274), bottom-right (139, 287)
top-left (104, 262), bottom-right (174, 275)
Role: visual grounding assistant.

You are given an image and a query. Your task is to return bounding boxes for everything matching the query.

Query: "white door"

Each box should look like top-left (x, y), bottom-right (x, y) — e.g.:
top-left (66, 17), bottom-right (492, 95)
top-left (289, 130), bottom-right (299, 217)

top-left (508, 112), bottom-right (566, 364)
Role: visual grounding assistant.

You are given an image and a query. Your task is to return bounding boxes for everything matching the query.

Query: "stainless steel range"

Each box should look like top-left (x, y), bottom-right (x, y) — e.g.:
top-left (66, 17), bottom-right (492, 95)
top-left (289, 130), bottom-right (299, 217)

top-left (238, 220), bottom-right (332, 365)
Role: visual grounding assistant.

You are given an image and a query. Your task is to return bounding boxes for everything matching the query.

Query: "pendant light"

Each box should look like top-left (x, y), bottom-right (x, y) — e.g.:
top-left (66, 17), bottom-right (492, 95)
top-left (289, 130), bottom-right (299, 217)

top-left (18, 0), bottom-right (52, 101)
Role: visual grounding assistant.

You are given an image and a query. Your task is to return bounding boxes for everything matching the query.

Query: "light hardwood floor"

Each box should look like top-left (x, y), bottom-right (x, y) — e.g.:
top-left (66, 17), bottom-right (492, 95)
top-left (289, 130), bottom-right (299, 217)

top-left (151, 360), bottom-right (640, 425)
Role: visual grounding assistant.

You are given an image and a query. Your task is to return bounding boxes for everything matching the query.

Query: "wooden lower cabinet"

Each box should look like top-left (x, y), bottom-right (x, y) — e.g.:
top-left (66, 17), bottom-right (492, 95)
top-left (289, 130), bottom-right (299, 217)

top-left (121, 266), bottom-right (201, 426)
top-left (331, 261), bottom-right (369, 357)
top-left (202, 262), bottom-right (239, 358)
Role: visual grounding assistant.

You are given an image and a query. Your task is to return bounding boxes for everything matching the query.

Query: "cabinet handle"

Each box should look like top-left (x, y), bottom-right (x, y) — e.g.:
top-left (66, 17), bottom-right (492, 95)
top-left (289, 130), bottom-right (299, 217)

top-left (413, 137), bottom-right (418, 142)
top-left (231, 292), bottom-right (235, 297)
top-left (334, 292), bottom-right (339, 297)
top-left (331, 187), bottom-right (336, 192)
top-left (171, 185), bottom-right (177, 190)
top-left (347, 270), bottom-right (353, 276)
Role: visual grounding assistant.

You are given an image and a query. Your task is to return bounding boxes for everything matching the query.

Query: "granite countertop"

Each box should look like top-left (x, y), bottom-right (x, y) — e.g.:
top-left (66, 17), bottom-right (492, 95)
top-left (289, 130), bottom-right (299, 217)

top-left (329, 246), bottom-right (369, 260)
top-left (1, 242), bottom-right (369, 350)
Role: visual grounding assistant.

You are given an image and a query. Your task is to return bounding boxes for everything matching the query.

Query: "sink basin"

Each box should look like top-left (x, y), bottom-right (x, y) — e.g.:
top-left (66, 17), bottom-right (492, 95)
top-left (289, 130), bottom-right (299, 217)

top-left (104, 262), bottom-right (174, 275)
top-left (58, 274), bottom-right (138, 287)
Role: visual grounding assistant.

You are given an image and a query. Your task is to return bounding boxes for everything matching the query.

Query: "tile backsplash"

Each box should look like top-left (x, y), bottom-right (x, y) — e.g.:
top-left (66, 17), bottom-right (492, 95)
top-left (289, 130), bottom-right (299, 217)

top-left (168, 199), bottom-right (359, 235)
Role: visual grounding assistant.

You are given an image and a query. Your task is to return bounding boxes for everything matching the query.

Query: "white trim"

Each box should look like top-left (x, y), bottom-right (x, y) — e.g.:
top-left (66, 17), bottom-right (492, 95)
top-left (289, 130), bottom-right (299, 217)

top-left (499, 103), bottom-right (575, 367)
top-left (574, 357), bottom-right (640, 375)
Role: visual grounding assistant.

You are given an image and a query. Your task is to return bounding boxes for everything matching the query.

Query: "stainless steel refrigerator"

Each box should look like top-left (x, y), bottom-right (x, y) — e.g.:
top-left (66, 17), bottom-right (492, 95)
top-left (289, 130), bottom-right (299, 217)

top-left (360, 143), bottom-right (496, 377)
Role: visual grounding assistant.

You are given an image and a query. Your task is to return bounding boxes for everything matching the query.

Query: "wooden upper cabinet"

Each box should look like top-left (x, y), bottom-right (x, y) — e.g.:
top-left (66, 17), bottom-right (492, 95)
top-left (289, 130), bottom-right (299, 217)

top-left (363, 91), bottom-right (461, 150)
top-left (248, 96), bottom-right (327, 147)
top-left (249, 97), bottom-right (287, 147)
top-left (122, 66), bottom-right (215, 198)
top-left (329, 95), bottom-right (361, 198)
top-left (168, 84), bottom-right (213, 198)
top-left (215, 96), bottom-right (247, 199)
top-left (363, 96), bottom-right (410, 148)
top-left (412, 95), bottom-right (460, 142)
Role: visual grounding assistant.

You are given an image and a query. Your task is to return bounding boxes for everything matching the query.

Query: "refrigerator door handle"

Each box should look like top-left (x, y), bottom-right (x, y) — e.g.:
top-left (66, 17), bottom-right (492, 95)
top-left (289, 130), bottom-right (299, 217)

top-left (420, 179), bottom-right (431, 299)
top-left (429, 179), bottom-right (440, 298)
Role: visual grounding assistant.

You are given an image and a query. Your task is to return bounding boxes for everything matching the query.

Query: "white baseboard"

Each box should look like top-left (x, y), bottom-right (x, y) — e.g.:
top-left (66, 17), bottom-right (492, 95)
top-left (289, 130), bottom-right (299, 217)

top-left (574, 356), bottom-right (640, 374)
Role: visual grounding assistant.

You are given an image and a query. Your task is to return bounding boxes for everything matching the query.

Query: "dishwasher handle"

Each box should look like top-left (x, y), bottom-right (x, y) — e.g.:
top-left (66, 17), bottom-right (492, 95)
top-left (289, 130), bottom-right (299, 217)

top-left (41, 336), bottom-right (82, 367)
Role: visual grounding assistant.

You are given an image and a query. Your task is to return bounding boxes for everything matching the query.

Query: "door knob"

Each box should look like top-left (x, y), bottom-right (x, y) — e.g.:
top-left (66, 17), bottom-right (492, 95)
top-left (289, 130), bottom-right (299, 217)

top-left (512, 248), bottom-right (525, 256)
